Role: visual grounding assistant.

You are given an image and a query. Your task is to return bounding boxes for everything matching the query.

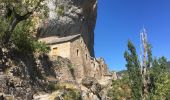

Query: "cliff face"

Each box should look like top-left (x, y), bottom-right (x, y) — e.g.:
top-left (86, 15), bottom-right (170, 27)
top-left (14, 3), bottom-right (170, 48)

top-left (38, 0), bottom-right (97, 57)
top-left (0, 1), bottom-right (114, 99)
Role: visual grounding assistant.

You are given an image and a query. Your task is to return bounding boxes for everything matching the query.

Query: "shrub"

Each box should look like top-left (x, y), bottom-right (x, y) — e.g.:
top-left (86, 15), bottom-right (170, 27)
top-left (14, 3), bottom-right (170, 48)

top-left (11, 19), bottom-right (49, 54)
top-left (47, 83), bottom-right (63, 92)
top-left (63, 89), bottom-right (81, 100)
top-left (56, 5), bottom-right (64, 16)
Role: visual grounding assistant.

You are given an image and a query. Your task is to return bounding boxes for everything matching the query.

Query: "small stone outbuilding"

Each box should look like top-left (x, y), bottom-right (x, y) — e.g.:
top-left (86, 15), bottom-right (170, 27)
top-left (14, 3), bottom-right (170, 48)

top-left (39, 34), bottom-right (111, 82)
top-left (39, 34), bottom-right (91, 80)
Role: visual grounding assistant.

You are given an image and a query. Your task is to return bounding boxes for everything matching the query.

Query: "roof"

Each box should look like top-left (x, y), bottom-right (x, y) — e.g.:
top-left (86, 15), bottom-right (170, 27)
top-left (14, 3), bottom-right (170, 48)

top-left (38, 34), bottom-right (81, 45)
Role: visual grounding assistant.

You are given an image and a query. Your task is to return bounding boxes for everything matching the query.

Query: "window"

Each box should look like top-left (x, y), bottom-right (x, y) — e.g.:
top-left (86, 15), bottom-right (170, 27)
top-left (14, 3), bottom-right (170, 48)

top-left (52, 47), bottom-right (58, 56)
top-left (77, 49), bottom-right (79, 56)
top-left (86, 54), bottom-right (87, 60)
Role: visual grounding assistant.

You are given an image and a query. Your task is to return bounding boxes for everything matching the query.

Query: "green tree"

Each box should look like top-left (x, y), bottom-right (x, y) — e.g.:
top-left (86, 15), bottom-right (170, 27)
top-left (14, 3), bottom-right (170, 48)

top-left (124, 41), bottom-right (143, 100)
top-left (108, 73), bottom-right (132, 100)
top-left (11, 19), bottom-right (49, 53)
top-left (0, 0), bottom-right (44, 45)
top-left (0, 0), bottom-right (50, 71)
top-left (150, 57), bottom-right (170, 99)
top-left (0, 0), bottom-right (50, 53)
top-left (124, 40), bottom-right (170, 100)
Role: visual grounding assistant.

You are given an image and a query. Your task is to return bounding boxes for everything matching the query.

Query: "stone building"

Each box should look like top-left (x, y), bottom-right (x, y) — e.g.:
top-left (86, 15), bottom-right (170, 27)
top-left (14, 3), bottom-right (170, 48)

top-left (39, 34), bottom-right (111, 82)
top-left (36, 0), bottom-right (97, 57)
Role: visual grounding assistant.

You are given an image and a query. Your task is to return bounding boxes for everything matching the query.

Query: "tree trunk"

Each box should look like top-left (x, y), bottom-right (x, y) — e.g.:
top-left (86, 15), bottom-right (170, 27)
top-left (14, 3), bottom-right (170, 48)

top-left (141, 31), bottom-right (149, 100)
top-left (142, 41), bottom-right (148, 100)
top-left (2, 18), bottom-right (19, 45)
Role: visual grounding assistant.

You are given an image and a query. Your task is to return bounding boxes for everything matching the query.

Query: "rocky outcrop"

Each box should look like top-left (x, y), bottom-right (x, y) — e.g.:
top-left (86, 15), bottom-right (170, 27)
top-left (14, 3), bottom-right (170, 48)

top-left (0, 48), bottom-right (112, 100)
top-left (81, 77), bottom-right (102, 100)
top-left (0, 1), bottom-right (115, 99)
top-left (0, 49), bottom-right (77, 99)
top-left (37, 0), bottom-right (97, 57)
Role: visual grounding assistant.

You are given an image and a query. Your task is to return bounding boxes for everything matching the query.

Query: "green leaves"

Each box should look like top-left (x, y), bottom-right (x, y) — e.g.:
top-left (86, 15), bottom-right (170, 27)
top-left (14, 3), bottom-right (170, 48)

top-left (11, 18), bottom-right (49, 54)
top-left (1, 0), bottom-right (44, 15)
top-left (124, 40), bottom-right (143, 100)
top-left (0, 0), bottom-right (49, 53)
top-left (150, 57), bottom-right (170, 99)
top-left (33, 41), bottom-right (50, 53)
top-left (108, 76), bottom-right (132, 100)
top-left (56, 5), bottom-right (64, 16)
top-left (0, 0), bottom-right (46, 44)
top-left (124, 39), bottom-right (170, 100)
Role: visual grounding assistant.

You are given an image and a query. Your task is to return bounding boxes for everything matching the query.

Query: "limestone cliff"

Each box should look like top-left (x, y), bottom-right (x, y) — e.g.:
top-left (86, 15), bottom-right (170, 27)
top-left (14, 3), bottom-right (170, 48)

top-left (38, 0), bottom-right (97, 57)
top-left (0, 0), bottom-right (115, 99)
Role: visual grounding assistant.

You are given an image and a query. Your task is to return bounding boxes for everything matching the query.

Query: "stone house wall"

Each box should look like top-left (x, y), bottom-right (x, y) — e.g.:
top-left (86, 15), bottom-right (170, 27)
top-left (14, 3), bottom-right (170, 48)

top-left (46, 36), bottom-right (92, 82)
top-left (90, 58), bottom-right (109, 80)
top-left (41, 35), bottom-right (111, 82)
top-left (90, 58), bottom-right (101, 79)
top-left (70, 37), bottom-right (91, 81)
top-left (48, 42), bottom-right (71, 59)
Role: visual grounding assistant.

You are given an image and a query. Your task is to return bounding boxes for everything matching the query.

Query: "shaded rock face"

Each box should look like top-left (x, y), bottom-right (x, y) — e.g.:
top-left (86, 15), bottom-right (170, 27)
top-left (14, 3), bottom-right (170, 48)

top-left (82, 77), bottom-right (98, 88)
top-left (0, 50), bottom-right (77, 99)
top-left (38, 0), bottom-right (97, 57)
top-left (82, 77), bottom-right (102, 100)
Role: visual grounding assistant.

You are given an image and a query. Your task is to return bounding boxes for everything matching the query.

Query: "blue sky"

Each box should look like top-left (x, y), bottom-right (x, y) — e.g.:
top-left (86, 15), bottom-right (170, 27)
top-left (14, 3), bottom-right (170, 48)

top-left (94, 0), bottom-right (170, 71)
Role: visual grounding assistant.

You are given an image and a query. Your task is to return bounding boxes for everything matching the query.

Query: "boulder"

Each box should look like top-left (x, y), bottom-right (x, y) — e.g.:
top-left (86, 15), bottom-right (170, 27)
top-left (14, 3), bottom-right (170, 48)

top-left (82, 77), bottom-right (97, 88)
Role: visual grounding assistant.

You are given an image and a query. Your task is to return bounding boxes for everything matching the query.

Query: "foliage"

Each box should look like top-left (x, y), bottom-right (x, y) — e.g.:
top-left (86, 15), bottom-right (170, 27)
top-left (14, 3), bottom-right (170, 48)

top-left (47, 83), bottom-right (81, 100)
top-left (47, 83), bottom-right (63, 92)
top-left (63, 89), bottom-right (81, 100)
top-left (0, 0), bottom-right (45, 44)
top-left (56, 5), bottom-right (64, 16)
top-left (0, 0), bottom-right (44, 14)
top-left (116, 70), bottom-right (128, 77)
top-left (0, 18), bottom-right (9, 39)
top-left (123, 40), bottom-right (170, 100)
top-left (108, 76), bottom-right (132, 100)
top-left (124, 41), bottom-right (143, 100)
top-left (11, 19), bottom-right (49, 53)
top-left (0, 0), bottom-right (50, 53)
top-left (167, 61), bottom-right (170, 72)
top-left (149, 57), bottom-right (170, 99)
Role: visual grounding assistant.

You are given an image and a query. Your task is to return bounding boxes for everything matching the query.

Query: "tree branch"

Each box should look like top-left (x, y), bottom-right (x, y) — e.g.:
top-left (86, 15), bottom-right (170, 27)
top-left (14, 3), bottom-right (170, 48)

top-left (2, 0), bottom-right (44, 45)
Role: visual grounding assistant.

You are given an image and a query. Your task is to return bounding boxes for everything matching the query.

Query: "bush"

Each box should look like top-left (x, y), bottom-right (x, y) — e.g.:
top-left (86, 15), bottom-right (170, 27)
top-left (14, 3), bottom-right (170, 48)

top-left (56, 5), bottom-right (64, 16)
top-left (47, 83), bottom-right (63, 92)
top-left (11, 19), bottom-right (49, 54)
top-left (63, 89), bottom-right (81, 100)
top-left (0, 17), bottom-right (9, 40)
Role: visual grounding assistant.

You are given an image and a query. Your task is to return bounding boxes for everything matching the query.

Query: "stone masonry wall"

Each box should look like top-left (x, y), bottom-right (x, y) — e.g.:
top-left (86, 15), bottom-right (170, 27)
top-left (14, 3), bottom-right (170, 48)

top-left (49, 42), bottom-right (71, 59)
top-left (70, 37), bottom-right (91, 82)
top-left (90, 58), bottom-right (109, 80)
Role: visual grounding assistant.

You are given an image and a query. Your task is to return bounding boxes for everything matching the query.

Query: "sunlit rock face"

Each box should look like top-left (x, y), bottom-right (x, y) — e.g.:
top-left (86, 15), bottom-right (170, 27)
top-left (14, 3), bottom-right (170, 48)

top-left (38, 0), bottom-right (97, 57)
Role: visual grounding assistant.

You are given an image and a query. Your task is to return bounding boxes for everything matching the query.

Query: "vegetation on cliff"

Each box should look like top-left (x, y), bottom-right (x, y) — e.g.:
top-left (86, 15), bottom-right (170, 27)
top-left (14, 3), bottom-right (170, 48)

top-left (107, 74), bottom-right (132, 99)
top-left (0, 0), bottom-right (50, 72)
top-left (0, 0), bottom-right (49, 52)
